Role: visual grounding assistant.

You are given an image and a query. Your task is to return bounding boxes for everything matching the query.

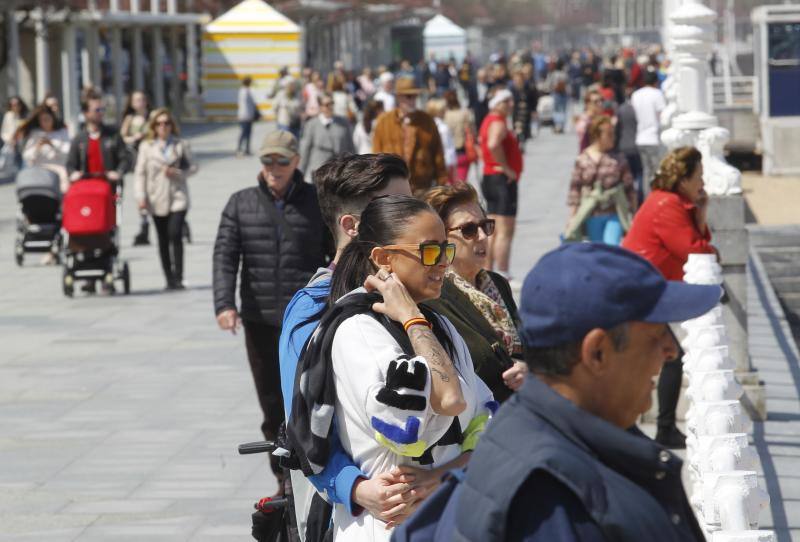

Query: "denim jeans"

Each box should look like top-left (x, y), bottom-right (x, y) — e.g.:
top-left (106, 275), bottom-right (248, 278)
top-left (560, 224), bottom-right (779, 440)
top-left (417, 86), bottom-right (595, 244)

top-left (585, 214), bottom-right (623, 245)
top-left (237, 121), bottom-right (253, 154)
top-left (637, 145), bottom-right (664, 198)
top-left (553, 93), bottom-right (568, 131)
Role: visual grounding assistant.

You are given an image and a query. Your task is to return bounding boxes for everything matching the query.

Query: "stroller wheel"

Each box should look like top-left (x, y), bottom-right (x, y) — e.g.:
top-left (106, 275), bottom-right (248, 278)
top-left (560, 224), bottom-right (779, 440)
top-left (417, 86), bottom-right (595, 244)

top-left (121, 262), bottom-right (131, 295)
top-left (63, 272), bottom-right (74, 298)
top-left (104, 272), bottom-right (116, 295)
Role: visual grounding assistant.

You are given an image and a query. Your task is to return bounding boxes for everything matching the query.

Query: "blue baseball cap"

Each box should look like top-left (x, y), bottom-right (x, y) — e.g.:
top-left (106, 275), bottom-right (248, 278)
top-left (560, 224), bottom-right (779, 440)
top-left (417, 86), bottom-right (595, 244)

top-left (519, 243), bottom-right (722, 348)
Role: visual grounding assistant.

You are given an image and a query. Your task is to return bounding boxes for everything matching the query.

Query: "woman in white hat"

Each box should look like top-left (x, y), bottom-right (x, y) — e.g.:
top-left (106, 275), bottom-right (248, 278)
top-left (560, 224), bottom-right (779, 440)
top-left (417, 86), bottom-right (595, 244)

top-left (478, 88), bottom-right (523, 280)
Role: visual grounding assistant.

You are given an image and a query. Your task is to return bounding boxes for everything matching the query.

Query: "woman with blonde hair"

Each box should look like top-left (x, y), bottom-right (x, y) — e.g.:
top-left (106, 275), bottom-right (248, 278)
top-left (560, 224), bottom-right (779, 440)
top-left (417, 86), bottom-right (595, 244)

top-left (134, 108), bottom-right (197, 290)
top-left (623, 146), bottom-right (717, 448)
top-left (442, 90), bottom-right (476, 182)
top-left (426, 98), bottom-right (457, 182)
top-left (120, 90), bottom-right (152, 245)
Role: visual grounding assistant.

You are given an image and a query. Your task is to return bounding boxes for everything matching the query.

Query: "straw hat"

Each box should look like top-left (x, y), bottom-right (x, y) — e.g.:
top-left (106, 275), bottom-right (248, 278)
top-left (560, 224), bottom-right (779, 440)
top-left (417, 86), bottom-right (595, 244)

top-left (395, 77), bottom-right (423, 96)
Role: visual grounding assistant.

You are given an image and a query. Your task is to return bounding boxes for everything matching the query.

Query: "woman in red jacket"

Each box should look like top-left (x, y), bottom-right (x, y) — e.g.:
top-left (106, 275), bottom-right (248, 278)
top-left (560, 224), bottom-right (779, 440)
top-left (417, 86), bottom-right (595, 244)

top-left (623, 146), bottom-right (717, 448)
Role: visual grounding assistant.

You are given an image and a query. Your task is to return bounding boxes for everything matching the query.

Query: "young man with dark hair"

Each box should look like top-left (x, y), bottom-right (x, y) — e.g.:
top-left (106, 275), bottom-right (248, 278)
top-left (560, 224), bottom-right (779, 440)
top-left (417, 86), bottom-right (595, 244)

top-left (66, 89), bottom-right (130, 183)
top-left (278, 153), bottom-right (416, 539)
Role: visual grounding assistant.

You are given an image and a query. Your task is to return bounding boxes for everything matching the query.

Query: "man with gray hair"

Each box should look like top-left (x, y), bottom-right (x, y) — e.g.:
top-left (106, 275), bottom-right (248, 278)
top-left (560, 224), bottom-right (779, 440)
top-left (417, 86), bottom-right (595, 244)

top-left (213, 129), bottom-right (331, 486)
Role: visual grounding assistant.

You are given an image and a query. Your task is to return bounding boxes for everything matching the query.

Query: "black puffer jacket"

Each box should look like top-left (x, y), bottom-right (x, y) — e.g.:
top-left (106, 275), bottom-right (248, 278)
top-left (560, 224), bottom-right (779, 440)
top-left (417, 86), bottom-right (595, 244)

top-left (213, 170), bottom-right (330, 325)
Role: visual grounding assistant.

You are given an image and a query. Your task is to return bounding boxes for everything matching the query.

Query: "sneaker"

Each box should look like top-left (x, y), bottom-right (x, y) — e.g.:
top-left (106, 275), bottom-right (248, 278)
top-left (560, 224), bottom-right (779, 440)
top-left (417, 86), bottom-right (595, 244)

top-left (655, 426), bottom-right (687, 449)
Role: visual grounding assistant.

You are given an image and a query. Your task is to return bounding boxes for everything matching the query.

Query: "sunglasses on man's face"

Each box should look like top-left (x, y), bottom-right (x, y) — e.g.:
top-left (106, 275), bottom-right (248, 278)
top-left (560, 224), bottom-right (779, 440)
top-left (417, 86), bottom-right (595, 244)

top-left (448, 218), bottom-right (495, 240)
top-left (382, 241), bottom-right (456, 267)
top-left (260, 156), bottom-right (292, 166)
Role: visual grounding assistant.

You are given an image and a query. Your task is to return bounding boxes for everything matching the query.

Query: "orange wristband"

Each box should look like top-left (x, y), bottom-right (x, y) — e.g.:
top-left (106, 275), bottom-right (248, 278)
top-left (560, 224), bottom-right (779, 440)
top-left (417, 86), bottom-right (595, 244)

top-left (403, 317), bottom-right (432, 333)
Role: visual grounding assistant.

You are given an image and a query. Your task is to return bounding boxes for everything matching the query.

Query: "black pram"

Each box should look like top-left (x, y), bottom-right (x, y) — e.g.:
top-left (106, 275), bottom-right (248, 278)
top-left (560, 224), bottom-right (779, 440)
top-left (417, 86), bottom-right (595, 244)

top-left (14, 167), bottom-right (62, 266)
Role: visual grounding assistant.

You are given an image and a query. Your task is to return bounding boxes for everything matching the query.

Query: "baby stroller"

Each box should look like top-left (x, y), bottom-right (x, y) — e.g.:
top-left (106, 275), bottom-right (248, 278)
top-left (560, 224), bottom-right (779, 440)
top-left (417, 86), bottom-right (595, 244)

top-left (14, 167), bottom-right (63, 266)
top-left (61, 175), bottom-right (131, 297)
top-left (537, 93), bottom-right (555, 128)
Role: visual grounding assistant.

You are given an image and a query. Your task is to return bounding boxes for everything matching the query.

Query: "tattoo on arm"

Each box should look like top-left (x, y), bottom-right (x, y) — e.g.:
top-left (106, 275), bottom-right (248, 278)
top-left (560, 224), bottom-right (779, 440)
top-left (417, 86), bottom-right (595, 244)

top-left (408, 326), bottom-right (456, 382)
top-left (430, 367), bottom-right (451, 382)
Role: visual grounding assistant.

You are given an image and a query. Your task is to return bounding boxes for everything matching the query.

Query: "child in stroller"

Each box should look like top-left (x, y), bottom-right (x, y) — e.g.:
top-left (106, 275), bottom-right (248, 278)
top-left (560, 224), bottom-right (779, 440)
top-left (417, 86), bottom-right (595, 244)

top-left (14, 167), bottom-right (62, 266)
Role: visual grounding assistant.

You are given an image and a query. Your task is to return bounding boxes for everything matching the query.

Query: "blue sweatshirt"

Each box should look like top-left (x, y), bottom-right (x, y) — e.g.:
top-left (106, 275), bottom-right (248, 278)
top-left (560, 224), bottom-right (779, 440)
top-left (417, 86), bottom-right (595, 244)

top-left (279, 268), bottom-right (365, 515)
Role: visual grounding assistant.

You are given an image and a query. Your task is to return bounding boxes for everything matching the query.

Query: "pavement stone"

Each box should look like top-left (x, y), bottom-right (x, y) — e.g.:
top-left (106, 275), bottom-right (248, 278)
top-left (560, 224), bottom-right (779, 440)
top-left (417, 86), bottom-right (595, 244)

top-left (0, 120), bottom-right (798, 540)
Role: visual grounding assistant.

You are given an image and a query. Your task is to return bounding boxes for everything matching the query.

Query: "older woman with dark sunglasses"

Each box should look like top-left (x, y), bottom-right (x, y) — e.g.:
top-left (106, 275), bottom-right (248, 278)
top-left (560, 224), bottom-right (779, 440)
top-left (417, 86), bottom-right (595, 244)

top-left (422, 183), bottom-right (527, 403)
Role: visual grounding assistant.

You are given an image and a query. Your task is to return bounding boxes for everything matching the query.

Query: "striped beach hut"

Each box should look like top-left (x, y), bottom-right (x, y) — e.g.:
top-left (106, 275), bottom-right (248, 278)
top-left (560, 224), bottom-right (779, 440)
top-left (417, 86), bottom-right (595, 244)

top-left (203, 0), bottom-right (301, 120)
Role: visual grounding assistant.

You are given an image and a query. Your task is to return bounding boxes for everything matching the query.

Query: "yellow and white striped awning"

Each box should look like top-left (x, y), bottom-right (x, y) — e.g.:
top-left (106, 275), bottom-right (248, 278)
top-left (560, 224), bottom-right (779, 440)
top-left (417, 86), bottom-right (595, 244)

top-left (202, 0), bottom-right (301, 119)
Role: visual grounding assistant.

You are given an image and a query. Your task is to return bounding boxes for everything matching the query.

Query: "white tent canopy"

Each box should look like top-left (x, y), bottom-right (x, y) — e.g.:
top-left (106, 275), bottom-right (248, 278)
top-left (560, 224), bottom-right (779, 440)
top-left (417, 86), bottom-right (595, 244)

top-left (205, 0), bottom-right (300, 33)
top-left (423, 14), bottom-right (467, 63)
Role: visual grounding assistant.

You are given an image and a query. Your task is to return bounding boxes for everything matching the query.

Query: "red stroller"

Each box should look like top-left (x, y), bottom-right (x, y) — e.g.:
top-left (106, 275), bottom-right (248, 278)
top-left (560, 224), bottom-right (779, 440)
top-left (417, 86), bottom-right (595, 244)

top-left (61, 175), bottom-right (130, 296)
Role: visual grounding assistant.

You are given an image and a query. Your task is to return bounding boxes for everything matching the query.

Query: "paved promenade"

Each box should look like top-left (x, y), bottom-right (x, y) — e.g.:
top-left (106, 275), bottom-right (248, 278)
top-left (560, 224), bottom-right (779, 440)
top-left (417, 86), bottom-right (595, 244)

top-left (0, 122), bottom-right (798, 540)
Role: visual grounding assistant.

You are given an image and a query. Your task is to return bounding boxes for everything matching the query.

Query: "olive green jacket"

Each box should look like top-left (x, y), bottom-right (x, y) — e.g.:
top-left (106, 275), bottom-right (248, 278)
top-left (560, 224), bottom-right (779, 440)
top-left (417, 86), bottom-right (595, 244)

top-left (423, 271), bottom-right (520, 403)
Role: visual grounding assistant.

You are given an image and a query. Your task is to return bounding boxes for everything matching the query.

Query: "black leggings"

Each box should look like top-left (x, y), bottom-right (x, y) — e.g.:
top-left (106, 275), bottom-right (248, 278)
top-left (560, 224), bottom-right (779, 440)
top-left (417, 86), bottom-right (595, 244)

top-left (657, 328), bottom-right (684, 430)
top-left (152, 211), bottom-right (186, 283)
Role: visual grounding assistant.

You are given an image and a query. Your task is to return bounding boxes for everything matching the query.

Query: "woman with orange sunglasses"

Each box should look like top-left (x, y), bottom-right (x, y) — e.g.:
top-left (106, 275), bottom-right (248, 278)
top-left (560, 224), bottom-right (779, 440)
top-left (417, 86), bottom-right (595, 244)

top-left (287, 195), bottom-right (495, 540)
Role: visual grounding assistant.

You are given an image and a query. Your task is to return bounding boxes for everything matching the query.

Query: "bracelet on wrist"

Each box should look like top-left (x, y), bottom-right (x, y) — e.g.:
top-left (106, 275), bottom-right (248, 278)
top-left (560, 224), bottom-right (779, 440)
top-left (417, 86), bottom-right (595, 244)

top-left (403, 317), bottom-right (432, 333)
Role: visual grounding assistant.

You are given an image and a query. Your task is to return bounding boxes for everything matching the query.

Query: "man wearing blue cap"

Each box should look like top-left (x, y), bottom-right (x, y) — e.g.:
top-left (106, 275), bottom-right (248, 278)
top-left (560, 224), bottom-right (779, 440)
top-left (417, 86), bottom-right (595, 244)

top-left (449, 243), bottom-right (719, 541)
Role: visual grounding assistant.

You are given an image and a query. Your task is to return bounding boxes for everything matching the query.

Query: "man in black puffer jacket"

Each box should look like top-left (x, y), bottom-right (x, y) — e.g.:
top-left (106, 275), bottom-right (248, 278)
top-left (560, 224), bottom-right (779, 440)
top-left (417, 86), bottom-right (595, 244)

top-left (213, 129), bottom-right (331, 481)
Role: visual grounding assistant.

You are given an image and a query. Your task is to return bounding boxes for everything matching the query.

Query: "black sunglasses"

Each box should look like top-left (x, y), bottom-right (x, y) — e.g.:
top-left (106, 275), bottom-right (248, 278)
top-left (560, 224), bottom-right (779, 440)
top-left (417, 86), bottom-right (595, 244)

top-left (447, 219), bottom-right (495, 240)
top-left (260, 156), bottom-right (292, 166)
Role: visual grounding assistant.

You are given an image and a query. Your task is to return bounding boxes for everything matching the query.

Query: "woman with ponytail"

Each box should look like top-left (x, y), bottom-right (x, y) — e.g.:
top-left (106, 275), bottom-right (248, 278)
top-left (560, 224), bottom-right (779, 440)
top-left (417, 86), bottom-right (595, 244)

top-left (623, 146), bottom-right (718, 450)
top-left (288, 195), bottom-right (495, 540)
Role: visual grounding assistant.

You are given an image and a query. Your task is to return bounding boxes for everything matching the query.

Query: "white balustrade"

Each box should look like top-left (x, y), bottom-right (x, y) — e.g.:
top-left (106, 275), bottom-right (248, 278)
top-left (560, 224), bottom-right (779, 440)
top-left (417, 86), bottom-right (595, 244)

top-left (681, 253), bottom-right (773, 538)
top-left (711, 530), bottom-right (777, 541)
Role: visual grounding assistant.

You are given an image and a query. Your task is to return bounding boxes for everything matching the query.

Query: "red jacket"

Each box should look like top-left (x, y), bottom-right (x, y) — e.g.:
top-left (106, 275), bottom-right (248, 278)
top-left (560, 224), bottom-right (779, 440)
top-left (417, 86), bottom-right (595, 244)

top-left (622, 190), bottom-right (715, 281)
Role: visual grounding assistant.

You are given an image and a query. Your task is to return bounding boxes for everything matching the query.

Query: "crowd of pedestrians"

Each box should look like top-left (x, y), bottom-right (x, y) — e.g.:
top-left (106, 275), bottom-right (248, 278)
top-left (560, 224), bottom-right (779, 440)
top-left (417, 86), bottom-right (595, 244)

top-left (207, 43), bottom-right (720, 542)
top-left (5, 85), bottom-right (197, 290)
top-left (5, 39), bottom-right (718, 541)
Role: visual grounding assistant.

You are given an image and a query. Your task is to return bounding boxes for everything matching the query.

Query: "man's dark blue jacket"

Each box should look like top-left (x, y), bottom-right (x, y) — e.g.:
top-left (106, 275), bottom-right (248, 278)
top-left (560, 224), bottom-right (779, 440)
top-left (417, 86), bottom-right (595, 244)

top-left (453, 375), bottom-right (705, 541)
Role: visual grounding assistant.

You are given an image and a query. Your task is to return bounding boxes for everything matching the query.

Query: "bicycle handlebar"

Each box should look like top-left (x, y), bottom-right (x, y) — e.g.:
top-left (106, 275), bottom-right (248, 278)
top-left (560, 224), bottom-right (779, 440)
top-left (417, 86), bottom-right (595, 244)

top-left (238, 441), bottom-right (277, 455)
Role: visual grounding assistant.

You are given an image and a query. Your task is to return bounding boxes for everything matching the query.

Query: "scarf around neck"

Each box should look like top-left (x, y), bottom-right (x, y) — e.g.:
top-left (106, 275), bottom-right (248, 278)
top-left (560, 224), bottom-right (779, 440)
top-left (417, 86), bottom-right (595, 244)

top-left (448, 269), bottom-right (522, 356)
